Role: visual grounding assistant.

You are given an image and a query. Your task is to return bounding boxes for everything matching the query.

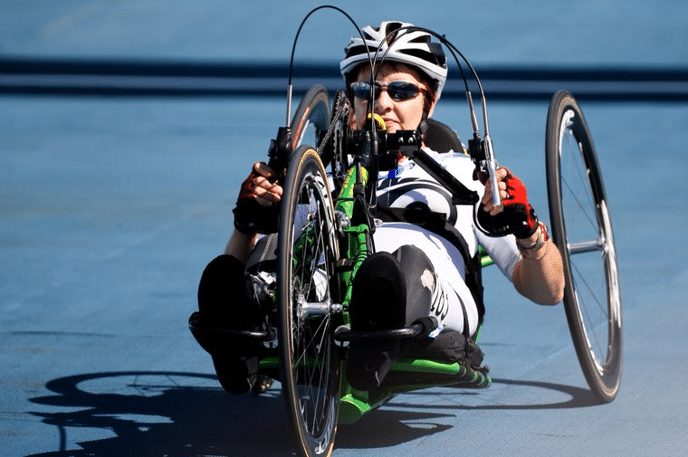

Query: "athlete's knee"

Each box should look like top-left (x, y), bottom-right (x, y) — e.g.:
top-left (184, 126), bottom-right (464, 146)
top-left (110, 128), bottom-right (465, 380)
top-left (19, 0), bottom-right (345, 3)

top-left (392, 244), bottom-right (433, 272)
top-left (197, 254), bottom-right (246, 321)
top-left (391, 245), bottom-right (436, 325)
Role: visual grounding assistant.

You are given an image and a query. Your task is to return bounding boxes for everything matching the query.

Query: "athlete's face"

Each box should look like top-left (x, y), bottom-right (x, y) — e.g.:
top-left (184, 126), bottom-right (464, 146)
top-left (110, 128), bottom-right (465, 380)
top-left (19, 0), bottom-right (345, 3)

top-left (352, 63), bottom-right (435, 134)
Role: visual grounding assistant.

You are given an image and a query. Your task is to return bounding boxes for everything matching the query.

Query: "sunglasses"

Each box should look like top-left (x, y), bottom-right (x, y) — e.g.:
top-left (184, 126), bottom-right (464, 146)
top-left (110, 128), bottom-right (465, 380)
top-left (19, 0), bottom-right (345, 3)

top-left (350, 80), bottom-right (425, 102)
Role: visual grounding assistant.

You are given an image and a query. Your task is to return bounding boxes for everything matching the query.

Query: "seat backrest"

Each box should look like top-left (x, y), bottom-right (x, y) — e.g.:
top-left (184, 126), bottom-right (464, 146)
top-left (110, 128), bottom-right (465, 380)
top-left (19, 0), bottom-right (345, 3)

top-left (423, 118), bottom-right (463, 153)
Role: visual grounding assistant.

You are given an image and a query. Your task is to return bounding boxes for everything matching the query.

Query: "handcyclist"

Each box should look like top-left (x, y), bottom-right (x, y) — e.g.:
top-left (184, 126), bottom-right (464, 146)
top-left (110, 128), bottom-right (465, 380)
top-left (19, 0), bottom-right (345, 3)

top-left (189, 21), bottom-right (565, 393)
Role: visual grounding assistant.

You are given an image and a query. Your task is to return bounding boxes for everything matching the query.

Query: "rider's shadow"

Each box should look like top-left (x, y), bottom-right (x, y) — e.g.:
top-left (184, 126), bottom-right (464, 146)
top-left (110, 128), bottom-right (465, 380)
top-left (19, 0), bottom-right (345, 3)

top-left (27, 372), bottom-right (599, 456)
top-left (27, 371), bottom-right (294, 457)
top-left (27, 370), bottom-right (454, 457)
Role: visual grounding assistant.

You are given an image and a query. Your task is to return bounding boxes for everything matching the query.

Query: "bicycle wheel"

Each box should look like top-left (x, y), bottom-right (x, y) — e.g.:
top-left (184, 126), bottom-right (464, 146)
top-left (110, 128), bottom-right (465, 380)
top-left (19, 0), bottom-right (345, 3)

top-left (290, 85), bottom-right (331, 152)
top-left (545, 90), bottom-right (622, 402)
top-left (277, 145), bottom-right (341, 457)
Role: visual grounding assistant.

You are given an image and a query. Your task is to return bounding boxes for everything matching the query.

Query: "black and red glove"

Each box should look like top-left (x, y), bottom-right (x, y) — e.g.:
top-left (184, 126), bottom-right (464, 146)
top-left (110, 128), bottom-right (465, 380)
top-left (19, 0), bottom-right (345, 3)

top-left (232, 164), bottom-right (280, 234)
top-left (477, 169), bottom-right (539, 239)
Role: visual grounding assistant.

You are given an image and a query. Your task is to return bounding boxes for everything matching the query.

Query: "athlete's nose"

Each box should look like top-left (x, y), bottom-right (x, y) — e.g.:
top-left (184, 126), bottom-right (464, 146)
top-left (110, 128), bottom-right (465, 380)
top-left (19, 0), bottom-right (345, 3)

top-left (374, 88), bottom-right (394, 112)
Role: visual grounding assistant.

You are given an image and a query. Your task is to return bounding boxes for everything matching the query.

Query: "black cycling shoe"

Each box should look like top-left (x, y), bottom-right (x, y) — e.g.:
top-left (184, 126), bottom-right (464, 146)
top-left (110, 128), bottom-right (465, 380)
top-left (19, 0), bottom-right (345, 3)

top-left (188, 311), bottom-right (265, 395)
top-left (346, 252), bottom-right (407, 391)
top-left (212, 352), bottom-right (261, 395)
top-left (190, 254), bottom-right (267, 394)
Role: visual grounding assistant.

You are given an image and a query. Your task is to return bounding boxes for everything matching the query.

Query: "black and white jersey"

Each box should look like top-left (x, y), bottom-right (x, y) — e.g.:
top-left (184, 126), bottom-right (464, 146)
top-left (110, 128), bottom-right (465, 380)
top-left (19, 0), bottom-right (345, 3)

top-left (372, 149), bottom-right (520, 334)
top-left (375, 150), bottom-right (520, 280)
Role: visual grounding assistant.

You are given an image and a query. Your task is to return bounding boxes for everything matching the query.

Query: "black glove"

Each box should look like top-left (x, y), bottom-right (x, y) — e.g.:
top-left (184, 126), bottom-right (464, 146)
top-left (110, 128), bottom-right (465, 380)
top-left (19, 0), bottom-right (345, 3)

top-left (477, 170), bottom-right (539, 239)
top-left (232, 165), bottom-right (280, 234)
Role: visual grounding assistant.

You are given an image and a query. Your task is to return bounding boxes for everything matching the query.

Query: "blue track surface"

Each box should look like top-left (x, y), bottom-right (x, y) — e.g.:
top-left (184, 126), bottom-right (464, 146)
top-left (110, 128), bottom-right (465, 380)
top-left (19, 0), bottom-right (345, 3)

top-left (2, 2), bottom-right (688, 456)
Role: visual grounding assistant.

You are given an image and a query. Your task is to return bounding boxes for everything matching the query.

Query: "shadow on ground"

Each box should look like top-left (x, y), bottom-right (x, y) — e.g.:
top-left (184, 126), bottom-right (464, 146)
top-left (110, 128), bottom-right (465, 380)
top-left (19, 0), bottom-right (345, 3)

top-left (28, 371), bottom-right (600, 456)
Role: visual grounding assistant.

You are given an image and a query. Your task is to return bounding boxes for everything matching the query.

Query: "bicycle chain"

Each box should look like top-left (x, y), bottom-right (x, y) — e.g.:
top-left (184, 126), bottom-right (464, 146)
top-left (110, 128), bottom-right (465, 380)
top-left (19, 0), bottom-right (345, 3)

top-left (317, 90), bottom-right (350, 154)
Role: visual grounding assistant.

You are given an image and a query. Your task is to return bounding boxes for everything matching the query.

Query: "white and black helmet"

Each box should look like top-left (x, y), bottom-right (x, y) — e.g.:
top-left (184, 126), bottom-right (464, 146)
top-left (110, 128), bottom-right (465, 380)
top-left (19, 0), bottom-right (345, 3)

top-left (340, 21), bottom-right (448, 98)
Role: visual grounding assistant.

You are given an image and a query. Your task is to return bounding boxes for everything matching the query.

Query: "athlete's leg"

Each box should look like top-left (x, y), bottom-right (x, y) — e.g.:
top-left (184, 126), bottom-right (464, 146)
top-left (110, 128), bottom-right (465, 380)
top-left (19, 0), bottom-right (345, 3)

top-left (346, 243), bottom-right (459, 390)
top-left (189, 253), bottom-right (266, 394)
top-left (373, 222), bottom-right (480, 335)
top-left (346, 250), bottom-right (406, 391)
top-left (392, 244), bottom-right (485, 367)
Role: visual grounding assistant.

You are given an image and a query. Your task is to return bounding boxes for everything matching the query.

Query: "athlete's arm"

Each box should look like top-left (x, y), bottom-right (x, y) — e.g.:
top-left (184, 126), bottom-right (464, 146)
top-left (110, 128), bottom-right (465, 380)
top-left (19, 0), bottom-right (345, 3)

top-left (224, 162), bottom-right (283, 264)
top-left (481, 167), bottom-right (564, 305)
top-left (511, 229), bottom-right (564, 305)
top-left (223, 230), bottom-right (257, 264)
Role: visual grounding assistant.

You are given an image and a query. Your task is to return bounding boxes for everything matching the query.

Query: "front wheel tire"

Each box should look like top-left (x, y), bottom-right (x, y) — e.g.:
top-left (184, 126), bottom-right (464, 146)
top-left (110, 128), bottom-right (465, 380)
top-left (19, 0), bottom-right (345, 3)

top-left (277, 145), bottom-right (341, 457)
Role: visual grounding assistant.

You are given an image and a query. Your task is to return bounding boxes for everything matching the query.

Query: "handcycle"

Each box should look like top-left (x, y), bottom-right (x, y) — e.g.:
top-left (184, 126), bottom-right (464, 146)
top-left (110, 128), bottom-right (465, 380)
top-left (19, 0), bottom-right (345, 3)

top-left (191, 7), bottom-right (622, 457)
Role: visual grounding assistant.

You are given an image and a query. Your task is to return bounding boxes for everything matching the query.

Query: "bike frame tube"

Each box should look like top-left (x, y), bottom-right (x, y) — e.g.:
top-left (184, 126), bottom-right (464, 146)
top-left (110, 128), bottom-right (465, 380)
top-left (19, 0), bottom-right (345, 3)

top-left (335, 165), bottom-right (371, 311)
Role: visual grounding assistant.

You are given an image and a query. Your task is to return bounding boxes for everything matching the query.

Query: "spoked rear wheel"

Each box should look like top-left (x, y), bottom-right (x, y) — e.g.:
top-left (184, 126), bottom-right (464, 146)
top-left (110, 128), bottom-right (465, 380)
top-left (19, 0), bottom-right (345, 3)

top-left (277, 145), bottom-right (341, 457)
top-left (545, 90), bottom-right (622, 402)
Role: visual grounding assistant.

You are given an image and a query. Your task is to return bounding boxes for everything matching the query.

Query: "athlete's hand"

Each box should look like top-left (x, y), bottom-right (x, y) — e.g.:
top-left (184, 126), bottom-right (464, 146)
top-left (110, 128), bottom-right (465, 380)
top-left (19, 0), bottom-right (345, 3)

top-left (478, 167), bottom-right (539, 239)
top-left (233, 162), bottom-right (283, 234)
top-left (238, 162), bottom-right (283, 207)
